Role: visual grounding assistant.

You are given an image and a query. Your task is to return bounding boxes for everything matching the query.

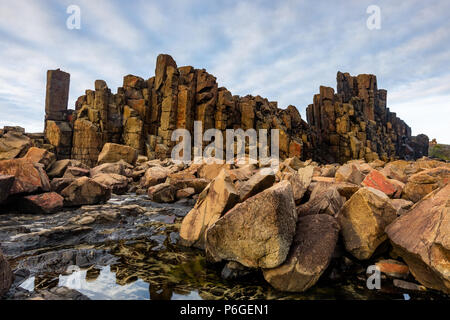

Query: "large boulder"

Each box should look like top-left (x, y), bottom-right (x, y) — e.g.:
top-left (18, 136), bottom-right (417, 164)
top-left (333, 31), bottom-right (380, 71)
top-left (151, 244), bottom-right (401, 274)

top-left (335, 163), bottom-right (365, 185)
top-left (198, 163), bottom-right (233, 181)
top-left (23, 147), bottom-right (56, 170)
top-left (403, 167), bottom-right (450, 203)
top-left (62, 166), bottom-right (90, 179)
top-left (92, 173), bottom-right (129, 195)
top-left (0, 175), bottom-right (14, 204)
top-left (263, 215), bottom-right (340, 292)
top-left (90, 161), bottom-right (133, 178)
top-left (21, 192), bottom-right (64, 214)
top-left (362, 169), bottom-right (398, 197)
top-left (180, 170), bottom-right (240, 248)
top-left (0, 249), bottom-right (13, 297)
top-left (0, 131), bottom-right (32, 160)
top-left (147, 183), bottom-right (177, 203)
top-left (97, 143), bottom-right (138, 165)
top-left (281, 166), bottom-right (314, 204)
top-left (141, 166), bottom-right (170, 187)
top-left (386, 185), bottom-right (450, 293)
top-left (237, 169), bottom-right (275, 201)
top-left (337, 187), bottom-right (397, 260)
top-left (61, 177), bottom-right (111, 206)
top-left (206, 181), bottom-right (297, 269)
top-left (50, 178), bottom-right (75, 194)
top-left (297, 184), bottom-right (345, 217)
top-left (47, 159), bottom-right (89, 179)
top-left (0, 158), bottom-right (50, 195)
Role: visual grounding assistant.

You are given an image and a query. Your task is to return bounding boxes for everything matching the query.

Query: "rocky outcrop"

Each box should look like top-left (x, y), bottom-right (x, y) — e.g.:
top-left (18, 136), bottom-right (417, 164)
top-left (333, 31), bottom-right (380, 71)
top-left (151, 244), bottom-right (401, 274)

top-left (263, 215), bottom-right (339, 292)
top-left (205, 181), bottom-right (297, 268)
top-left (386, 184), bottom-right (450, 294)
top-left (338, 187), bottom-right (397, 260)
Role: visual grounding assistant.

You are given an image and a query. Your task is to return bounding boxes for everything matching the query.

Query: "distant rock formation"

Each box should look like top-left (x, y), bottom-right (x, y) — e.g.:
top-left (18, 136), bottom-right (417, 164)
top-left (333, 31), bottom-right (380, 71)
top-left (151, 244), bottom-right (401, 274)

top-left (39, 54), bottom-right (428, 166)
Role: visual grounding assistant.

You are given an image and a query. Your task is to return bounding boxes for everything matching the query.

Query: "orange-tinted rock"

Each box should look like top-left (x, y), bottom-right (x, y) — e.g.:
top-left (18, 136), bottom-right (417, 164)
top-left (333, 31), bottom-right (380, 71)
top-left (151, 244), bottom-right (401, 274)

top-left (22, 192), bottom-right (64, 214)
top-left (0, 158), bottom-right (50, 195)
top-left (23, 147), bottom-right (56, 170)
top-left (403, 167), bottom-right (450, 202)
top-left (362, 169), bottom-right (397, 197)
top-left (375, 259), bottom-right (409, 279)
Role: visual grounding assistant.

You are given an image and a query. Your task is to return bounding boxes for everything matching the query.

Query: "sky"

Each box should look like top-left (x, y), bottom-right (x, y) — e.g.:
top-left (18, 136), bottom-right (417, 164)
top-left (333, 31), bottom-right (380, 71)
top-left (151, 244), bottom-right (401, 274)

top-left (0, 0), bottom-right (449, 143)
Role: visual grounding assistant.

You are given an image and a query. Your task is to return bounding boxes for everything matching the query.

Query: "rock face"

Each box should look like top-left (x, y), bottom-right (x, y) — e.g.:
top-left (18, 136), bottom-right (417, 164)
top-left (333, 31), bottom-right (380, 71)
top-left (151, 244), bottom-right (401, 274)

top-left (61, 177), bottom-right (111, 206)
top-left (338, 187), bottom-right (397, 260)
top-left (40, 55), bottom-right (428, 165)
top-left (205, 181), bottom-right (297, 268)
top-left (306, 73), bottom-right (428, 163)
top-left (386, 185), bottom-right (450, 293)
top-left (180, 170), bottom-right (240, 248)
top-left (0, 159), bottom-right (50, 195)
top-left (0, 249), bottom-right (13, 297)
top-left (263, 215), bottom-right (340, 292)
top-left (97, 143), bottom-right (138, 165)
top-left (22, 192), bottom-right (64, 214)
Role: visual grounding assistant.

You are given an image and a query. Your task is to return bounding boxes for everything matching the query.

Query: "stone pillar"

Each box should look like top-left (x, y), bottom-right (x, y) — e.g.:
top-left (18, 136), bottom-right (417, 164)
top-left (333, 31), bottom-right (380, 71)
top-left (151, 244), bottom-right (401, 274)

top-left (45, 69), bottom-right (70, 121)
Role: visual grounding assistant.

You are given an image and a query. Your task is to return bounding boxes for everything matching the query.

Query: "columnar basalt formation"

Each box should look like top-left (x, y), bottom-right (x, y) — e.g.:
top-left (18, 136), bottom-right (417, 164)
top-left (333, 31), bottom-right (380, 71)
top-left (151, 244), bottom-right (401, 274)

top-left (42, 55), bottom-right (428, 166)
top-left (306, 72), bottom-right (427, 163)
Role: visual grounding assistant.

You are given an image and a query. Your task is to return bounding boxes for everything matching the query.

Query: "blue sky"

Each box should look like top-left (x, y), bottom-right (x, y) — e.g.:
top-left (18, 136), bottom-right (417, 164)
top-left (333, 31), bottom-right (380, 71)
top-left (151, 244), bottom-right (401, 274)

top-left (0, 0), bottom-right (449, 143)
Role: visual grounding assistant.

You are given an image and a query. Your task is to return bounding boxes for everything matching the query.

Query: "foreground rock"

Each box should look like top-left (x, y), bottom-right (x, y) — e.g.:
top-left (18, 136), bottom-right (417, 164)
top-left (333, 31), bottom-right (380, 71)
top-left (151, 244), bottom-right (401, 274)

top-left (61, 177), bottom-right (111, 206)
top-left (147, 183), bottom-right (177, 203)
top-left (263, 215), bottom-right (339, 292)
top-left (0, 159), bottom-right (50, 195)
top-left (338, 187), bottom-right (397, 260)
top-left (0, 131), bottom-right (32, 160)
top-left (21, 192), bottom-right (64, 214)
top-left (92, 173), bottom-right (129, 195)
top-left (237, 170), bottom-right (275, 201)
top-left (97, 143), bottom-right (138, 165)
top-left (386, 184), bottom-right (450, 293)
top-left (180, 170), bottom-right (239, 248)
top-left (403, 167), bottom-right (450, 203)
top-left (23, 147), bottom-right (56, 170)
top-left (206, 181), bottom-right (297, 269)
top-left (0, 249), bottom-right (13, 297)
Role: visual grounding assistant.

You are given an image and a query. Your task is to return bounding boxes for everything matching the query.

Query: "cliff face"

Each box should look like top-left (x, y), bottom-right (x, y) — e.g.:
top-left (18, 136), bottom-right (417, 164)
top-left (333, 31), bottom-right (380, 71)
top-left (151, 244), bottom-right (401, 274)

top-left (43, 54), bottom-right (428, 166)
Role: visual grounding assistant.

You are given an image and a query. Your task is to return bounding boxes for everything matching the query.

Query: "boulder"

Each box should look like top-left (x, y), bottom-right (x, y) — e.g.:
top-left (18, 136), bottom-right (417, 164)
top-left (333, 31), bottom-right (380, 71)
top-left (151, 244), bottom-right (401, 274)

top-left (97, 143), bottom-right (138, 165)
top-left (310, 178), bottom-right (360, 200)
top-left (50, 178), bottom-right (75, 194)
top-left (281, 157), bottom-right (303, 171)
top-left (403, 167), bottom-right (450, 203)
top-left (390, 199), bottom-right (414, 216)
top-left (47, 159), bottom-right (89, 179)
top-left (170, 178), bottom-right (209, 194)
top-left (228, 164), bottom-right (257, 182)
top-left (375, 259), bottom-right (409, 279)
top-left (206, 181), bottom-right (297, 269)
top-left (180, 170), bottom-right (240, 248)
top-left (362, 169), bottom-right (397, 197)
top-left (337, 187), bottom-right (397, 260)
top-left (141, 166), bottom-right (170, 187)
top-left (0, 175), bottom-right (14, 204)
top-left (176, 187), bottom-right (196, 199)
top-left (380, 160), bottom-right (415, 184)
top-left (197, 163), bottom-right (232, 181)
top-left (147, 183), bottom-right (177, 203)
top-left (90, 161), bottom-right (133, 178)
top-left (386, 184), bottom-right (450, 293)
top-left (21, 192), bottom-right (64, 214)
top-left (0, 158), bottom-right (50, 195)
top-left (281, 166), bottom-right (314, 204)
top-left (237, 169), bottom-right (276, 201)
top-left (61, 177), bottom-right (111, 206)
top-left (263, 215), bottom-right (340, 292)
top-left (0, 131), bottom-right (32, 160)
top-left (335, 163), bottom-right (365, 185)
top-left (297, 185), bottom-right (345, 217)
top-left (63, 166), bottom-right (90, 179)
top-left (0, 249), bottom-right (13, 297)
top-left (23, 147), bottom-right (56, 170)
top-left (92, 173), bottom-right (129, 195)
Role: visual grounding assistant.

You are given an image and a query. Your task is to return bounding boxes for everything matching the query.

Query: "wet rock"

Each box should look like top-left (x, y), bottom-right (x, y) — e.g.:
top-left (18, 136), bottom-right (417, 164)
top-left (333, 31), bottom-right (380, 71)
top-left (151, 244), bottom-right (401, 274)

top-left (0, 158), bottom-right (50, 195)
top-left (61, 177), bottom-right (111, 206)
top-left (375, 259), bottom-right (409, 279)
top-left (21, 192), bottom-right (64, 214)
top-left (0, 174), bottom-right (14, 203)
top-left (206, 181), bottom-right (297, 268)
top-left (0, 131), bottom-right (32, 160)
top-left (386, 184), bottom-right (450, 294)
top-left (0, 249), bottom-right (13, 297)
top-left (28, 287), bottom-right (90, 300)
top-left (141, 165), bottom-right (170, 187)
top-left (263, 215), bottom-right (339, 292)
top-left (180, 170), bottom-right (239, 248)
top-left (221, 261), bottom-right (252, 280)
top-left (97, 143), bottom-right (138, 165)
top-left (338, 187), bottom-right (397, 260)
top-left (237, 169), bottom-right (275, 201)
top-left (335, 163), bottom-right (365, 185)
top-left (297, 185), bottom-right (345, 217)
top-left (148, 183), bottom-right (177, 203)
top-left (403, 167), bottom-right (450, 203)
top-left (92, 173), bottom-right (129, 195)
top-left (362, 169), bottom-right (398, 197)
top-left (23, 147), bottom-right (56, 170)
